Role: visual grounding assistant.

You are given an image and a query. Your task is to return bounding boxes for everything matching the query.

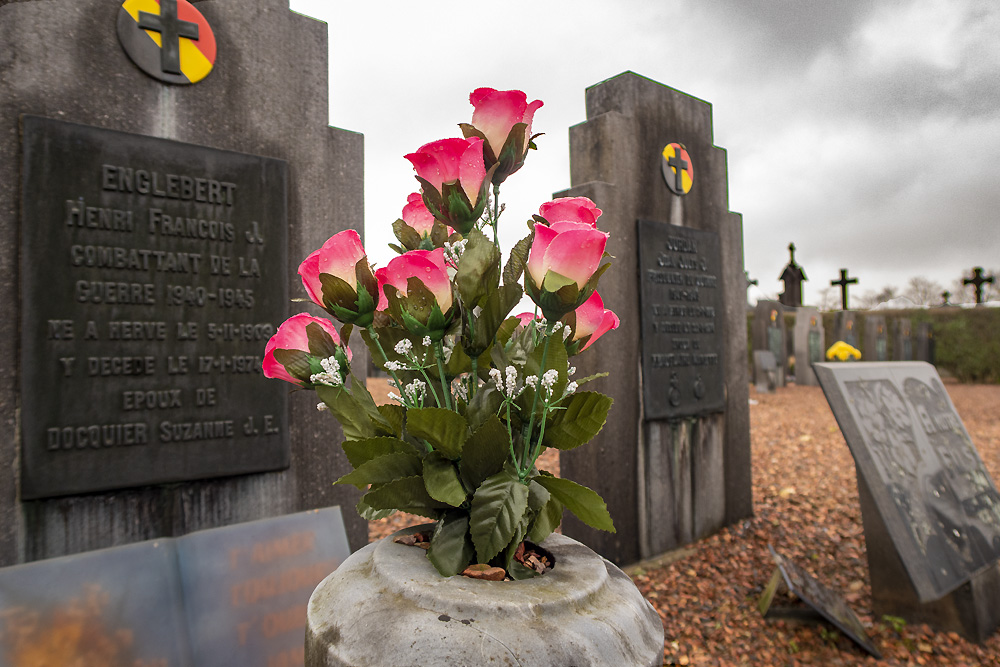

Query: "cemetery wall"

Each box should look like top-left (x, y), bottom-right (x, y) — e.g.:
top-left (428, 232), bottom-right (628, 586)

top-left (748, 308), bottom-right (1000, 384)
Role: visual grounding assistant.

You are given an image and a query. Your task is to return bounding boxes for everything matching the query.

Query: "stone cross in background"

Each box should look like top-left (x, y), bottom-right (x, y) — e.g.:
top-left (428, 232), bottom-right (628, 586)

top-left (962, 266), bottom-right (995, 305)
top-left (778, 242), bottom-right (807, 308)
top-left (831, 268), bottom-right (859, 311)
top-left (556, 72), bottom-right (751, 564)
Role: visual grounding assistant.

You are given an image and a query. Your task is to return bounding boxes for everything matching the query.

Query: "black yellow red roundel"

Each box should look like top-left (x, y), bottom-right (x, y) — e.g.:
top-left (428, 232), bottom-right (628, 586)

top-left (660, 143), bottom-right (693, 196)
top-left (117, 0), bottom-right (216, 85)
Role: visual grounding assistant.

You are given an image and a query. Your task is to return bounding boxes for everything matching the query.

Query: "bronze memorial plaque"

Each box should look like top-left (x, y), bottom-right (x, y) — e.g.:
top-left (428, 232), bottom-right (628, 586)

top-left (637, 220), bottom-right (725, 419)
top-left (20, 115), bottom-right (289, 498)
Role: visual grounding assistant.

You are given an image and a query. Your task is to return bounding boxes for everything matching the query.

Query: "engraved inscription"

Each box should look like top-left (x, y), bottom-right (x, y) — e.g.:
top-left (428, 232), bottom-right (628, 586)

top-left (20, 116), bottom-right (290, 498)
top-left (637, 220), bottom-right (725, 419)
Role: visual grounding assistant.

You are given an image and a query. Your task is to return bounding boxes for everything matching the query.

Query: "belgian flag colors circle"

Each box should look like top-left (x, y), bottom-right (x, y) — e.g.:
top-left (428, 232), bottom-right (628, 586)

top-left (117, 0), bottom-right (216, 85)
top-left (660, 143), bottom-right (693, 196)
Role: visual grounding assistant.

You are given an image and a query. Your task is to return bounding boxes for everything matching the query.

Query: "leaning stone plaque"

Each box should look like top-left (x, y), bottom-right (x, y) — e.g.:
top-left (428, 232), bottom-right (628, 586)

top-left (20, 116), bottom-right (289, 498)
top-left (759, 545), bottom-right (881, 659)
top-left (178, 507), bottom-right (351, 667)
top-left (0, 540), bottom-right (190, 665)
top-left (0, 507), bottom-right (348, 666)
top-left (637, 220), bottom-right (725, 419)
top-left (814, 362), bottom-right (1000, 602)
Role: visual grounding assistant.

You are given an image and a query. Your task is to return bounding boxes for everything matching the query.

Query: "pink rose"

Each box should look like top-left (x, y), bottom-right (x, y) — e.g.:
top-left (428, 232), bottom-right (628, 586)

top-left (382, 249), bottom-right (454, 339)
top-left (538, 197), bottom-right (602, 227)
top-left (298, 229), bottom-right (380, 327)
top-left (263, 314), bottom-right (351, 387)
top-left (401, 192), bottom-right (436, 237)
top-left (405, 137), bottom-right (495, 235)
top-left (462, 88), bottom-right (543, 185)
top-left (566, 291), bottom-right (619, 352)
top-left (525, 198), bottom-right (609, 321)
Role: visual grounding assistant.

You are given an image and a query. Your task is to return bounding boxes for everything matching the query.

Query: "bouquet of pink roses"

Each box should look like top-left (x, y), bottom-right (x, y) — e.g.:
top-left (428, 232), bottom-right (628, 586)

top-left (263, 88), bottom-right (619, 578)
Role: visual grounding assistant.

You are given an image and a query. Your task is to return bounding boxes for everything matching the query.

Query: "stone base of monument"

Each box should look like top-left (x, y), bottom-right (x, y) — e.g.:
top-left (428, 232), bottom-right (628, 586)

top-left (858, 472), bottom-right (1000, 643)
top-left (305, 525), bottom-right (665, 666)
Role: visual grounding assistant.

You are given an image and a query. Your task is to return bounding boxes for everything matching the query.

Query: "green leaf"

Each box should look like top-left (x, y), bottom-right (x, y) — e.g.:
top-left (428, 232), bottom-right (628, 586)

top-left (460, 415), bottom-right (510, 490)
top-left (527, 480), bottom-right (564, 544)
top-left (334, 452), bottom-right (423, 490)
top-left (534, 474), bottom-right (615, 533)
top-left (542, 269), bottom-right (576, 294)
top-left (377, 404), bottom-right (405, 438)
top-left (305, 322), bottom-right (340, 359)
top-left (392, 218), bottom-right (422, 251)
top-left (466, 284), bottom-right (523, 358)
top-left (541, 392), bottom-right (614, 450)
top-left (271, 348), bottom-right (310, 383)
top-left (341, 436), bottom-right (414, 468)
top-left (363, 476), bottom-right (451, 512)
top-left (456, 229), bottom-right (500, 308)
top-left (503, 232), bottom-right (533, 286)
top-left (470, 468), bottom-right (529, 563)
top-left (357, 493), bottom-right (394, 521)
top-left (423, 452), bottom-right (468, 506)
top-left (426, 512), bottom-right (475, 577)
top-left (350, 374), bottom-right (393, 433)
top-left (315, 384), bottom-right (375, 440)
top-left (406, 408), bottom-right (468, 459)
top-left (501, 512), bottom-right (531, 572)
top-left (464, 385), bottom-right (503, 433)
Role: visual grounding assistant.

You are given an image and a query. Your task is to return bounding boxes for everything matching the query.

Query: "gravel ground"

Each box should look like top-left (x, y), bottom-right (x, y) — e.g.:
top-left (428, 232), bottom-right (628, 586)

top-left (366, 378), bottom-right (1000, 665)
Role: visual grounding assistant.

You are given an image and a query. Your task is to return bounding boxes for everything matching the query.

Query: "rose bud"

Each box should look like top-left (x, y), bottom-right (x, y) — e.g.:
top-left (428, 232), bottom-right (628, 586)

top-left (381, 248), bottom-right (454, 341)
top-left (525, 198), bottom-right (609, 321)
top-left (263, 314), bottom-right (352, 388)
top-left (563, 291), bottom-right (620, 355)
top-left (298, 229), bottom-right (382, 327)
top-left (461, 87), bottom-right (543, 186)
top-left (405, 137), bottom-right (498, 236)
top-left (390, 192), bottom-right (456, 253)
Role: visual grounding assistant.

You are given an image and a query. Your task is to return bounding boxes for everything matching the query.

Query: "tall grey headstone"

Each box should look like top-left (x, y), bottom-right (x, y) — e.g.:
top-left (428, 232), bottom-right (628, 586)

top-left (864, 315), bottom-right (889, 362)
top-left (915, 322), bottom-right (934, 363)
top-left (815, 362), bottom-right (1000, 642)
top-left (0, 0), bottom-right (367, 566)
top-left (792, 307), bottom-right (824, 386)
top-left (834, 310), bottom-right (859, 351)
top-left (556, 72), bottom-right (751, 564)
top-left (753, 300), bottom-right (787, 386)
top-left (895, 318), bottom-right (914, 361)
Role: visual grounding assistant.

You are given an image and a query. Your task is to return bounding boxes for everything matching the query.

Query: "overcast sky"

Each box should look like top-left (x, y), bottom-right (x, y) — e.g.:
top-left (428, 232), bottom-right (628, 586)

top-left (287, 0), bottom-right (1000, 308)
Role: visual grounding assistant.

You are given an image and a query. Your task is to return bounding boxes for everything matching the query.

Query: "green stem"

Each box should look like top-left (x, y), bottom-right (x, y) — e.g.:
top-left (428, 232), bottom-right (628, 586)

top-left (367, 327), bottom-right (408, 405)
top-left (520, 325), bottom-right (553, 479)
top-left (491, 184), bottom-right (501, 248)
top-left (505, 399), bottom-right (517, 465)
top-left (467, 309), bottom-right (478, 401)
top-left (434, 342), bottom-right (453, 410)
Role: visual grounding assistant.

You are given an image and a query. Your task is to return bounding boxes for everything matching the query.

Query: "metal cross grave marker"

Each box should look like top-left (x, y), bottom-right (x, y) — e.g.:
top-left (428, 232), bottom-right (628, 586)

top-left (962, 267), bottom-right (995, 305)
top-left (831, 268), bottom-right (858, 311)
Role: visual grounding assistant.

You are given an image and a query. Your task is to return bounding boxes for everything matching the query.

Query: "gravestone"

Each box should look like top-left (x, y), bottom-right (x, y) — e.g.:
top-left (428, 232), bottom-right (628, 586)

top-left (0, 0), bottom-right (366, 566)
top-left (814, 361), bottom-right (1000, 641)
top-left (834, 311), bottom-right (859, 352)
top-left (759, 545), bottom-right (881, 658)
top-left (556, 72), bottom-right (751, 564)
top-left (752, 351), bottom-right (778, 394)
top-left (864, 315), bottom-right (889, 362)
top-left (777, 243), bottom-right (807, 309)
top-left (0, 507), bottom-right (351, 665)
top-left (753, 300), bottom-right (787, 387)
top-left (894, 319), bottom-right (914, 361)
top-left (792, 307), bottom-right (824, 386)
top-left (915, 322), bottom-right (934, 363)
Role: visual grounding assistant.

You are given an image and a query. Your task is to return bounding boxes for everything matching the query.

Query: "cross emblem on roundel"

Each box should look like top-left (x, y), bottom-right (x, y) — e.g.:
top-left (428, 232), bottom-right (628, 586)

top-left (661, 143), bottom-right (693, 196)
top-left (117, 0), bottom-right (217, 85)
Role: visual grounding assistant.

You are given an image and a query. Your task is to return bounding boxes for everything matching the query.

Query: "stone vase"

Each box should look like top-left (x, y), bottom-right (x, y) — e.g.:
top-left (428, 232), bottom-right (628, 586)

top-left (305, 525), bottom-right (665, 666)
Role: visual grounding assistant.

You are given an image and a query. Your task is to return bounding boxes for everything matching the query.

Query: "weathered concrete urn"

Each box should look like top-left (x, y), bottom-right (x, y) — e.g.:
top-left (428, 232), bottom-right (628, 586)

top-left (305, 526), bottom-right (665, 666)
